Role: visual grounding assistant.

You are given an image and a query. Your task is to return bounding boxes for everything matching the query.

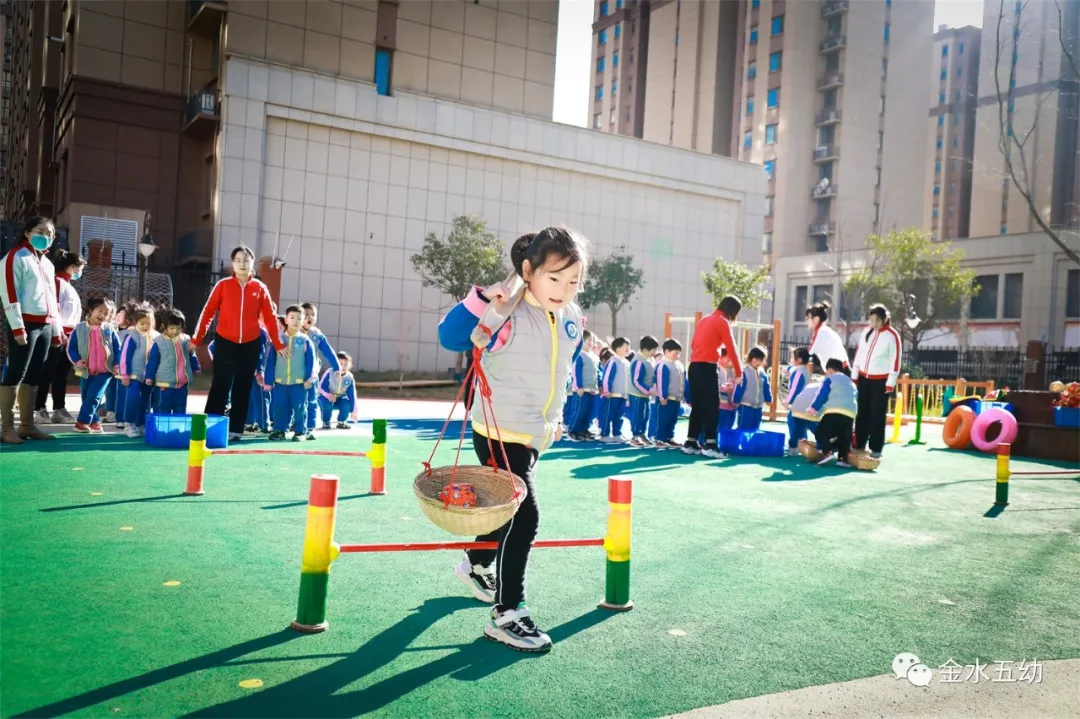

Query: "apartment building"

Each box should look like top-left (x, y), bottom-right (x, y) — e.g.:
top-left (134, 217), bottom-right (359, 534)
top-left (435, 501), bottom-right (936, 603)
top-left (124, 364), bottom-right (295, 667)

top-left (968, 0), bottom-right (1079, 236)
top-left (588, 0), bottom-right (651, 138)
top-left (5, 0), bottom-right (767, 371)
top-left (923, 24), bottom-right (981, 241)
top-left (1, 0), bottom-right (11, 219)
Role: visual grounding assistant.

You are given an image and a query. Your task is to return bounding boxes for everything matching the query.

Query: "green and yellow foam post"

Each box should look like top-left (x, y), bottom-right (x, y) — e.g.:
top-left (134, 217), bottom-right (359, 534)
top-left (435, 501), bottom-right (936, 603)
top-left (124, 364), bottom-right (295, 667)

top-left (291, 474), bottom-right (342, 633)
top-left (600, 476), bottom-right (633, 611)
top-left (995, 443), bottom-right (1011, 507)
top-left (908, 394), bottom-right (927, 445)
top-left (887, 392), bottom-right (904, 444)
top-left (368, 419), bottom-right (387, 495)
top-left (185, 414), bottom-right (213, 496)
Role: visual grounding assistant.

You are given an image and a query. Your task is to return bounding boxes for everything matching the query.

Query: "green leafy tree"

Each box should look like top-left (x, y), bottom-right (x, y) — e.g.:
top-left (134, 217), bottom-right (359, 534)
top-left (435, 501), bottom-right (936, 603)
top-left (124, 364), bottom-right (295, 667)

top-left (701, 259), bottom-right (772, 310)
top-left (410, 215), bottom-right (507, 369)
top-left (577, 246), bottom-right (645, 336)
top-left (843, 228), bottom-right (977, 352)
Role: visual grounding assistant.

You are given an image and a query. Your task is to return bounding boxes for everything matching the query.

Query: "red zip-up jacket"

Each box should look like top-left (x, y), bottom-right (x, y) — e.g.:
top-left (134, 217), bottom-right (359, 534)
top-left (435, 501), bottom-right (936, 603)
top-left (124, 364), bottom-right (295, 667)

top-left (193, 277), bottom-right (285, 351)
top-left (689, 309), bottom-right (742, 377)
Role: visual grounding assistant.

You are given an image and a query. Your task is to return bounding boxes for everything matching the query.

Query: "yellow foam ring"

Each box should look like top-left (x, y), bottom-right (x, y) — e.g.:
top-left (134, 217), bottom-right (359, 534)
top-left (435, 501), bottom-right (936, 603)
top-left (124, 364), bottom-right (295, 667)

top-left (91, 492), bottom-right (103, 496)
top-left (604, 507), bottom-right (631, 562)
top-left (300, 506), bottom-right (337, 574)
top-left (329, 541), bottom-right (341, 563)
top-left (120, 526), bottom-right (134, 531)
top-left (163, 580), bottom-right (181, 587)
top-left (238, 679), bottom-right (264, 689)
top-left (187, 439), bottom-right (211, 467)
top-left (366, 442), bottom-right (386, 469)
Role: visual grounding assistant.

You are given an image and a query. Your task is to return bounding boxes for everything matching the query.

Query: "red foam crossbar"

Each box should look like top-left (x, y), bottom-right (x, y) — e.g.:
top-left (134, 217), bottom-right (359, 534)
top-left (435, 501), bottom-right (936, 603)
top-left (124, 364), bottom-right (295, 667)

top-left (338, 538), bottom-right (605, 553)
top-left (214, 450), bottom-right (367, 457)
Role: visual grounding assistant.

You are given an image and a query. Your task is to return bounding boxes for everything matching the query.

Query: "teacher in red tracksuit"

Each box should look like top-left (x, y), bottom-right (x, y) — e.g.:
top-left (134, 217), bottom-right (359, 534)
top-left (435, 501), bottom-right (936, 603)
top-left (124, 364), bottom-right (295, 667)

top-left (683, 295), bottom-right (743, 458)
top-left (192, 246), bottom-right (286, 440)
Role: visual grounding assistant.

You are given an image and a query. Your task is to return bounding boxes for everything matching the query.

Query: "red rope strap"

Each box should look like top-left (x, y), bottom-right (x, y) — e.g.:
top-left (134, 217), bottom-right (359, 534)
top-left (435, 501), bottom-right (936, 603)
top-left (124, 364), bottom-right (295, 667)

top-left (422, 336), bottom-right (521, 500)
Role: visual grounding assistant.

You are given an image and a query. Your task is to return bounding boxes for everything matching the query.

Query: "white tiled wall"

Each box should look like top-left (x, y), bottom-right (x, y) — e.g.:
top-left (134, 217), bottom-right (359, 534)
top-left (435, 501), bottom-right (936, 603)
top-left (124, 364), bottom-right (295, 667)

top-left (217, 58), bottom-right (768, 372)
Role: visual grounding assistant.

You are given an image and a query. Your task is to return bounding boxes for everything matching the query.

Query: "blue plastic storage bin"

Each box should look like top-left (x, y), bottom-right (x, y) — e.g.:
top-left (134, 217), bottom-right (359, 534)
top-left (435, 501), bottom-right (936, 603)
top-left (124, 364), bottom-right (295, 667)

top-left (718, 429), bottom-right (785, 457)
top-left (1054, 406), bottom-right (1080, 428)
top-left (978, 400), bottom-right (1014, 416)
top-left (145, 414), bottom-right (229, 449)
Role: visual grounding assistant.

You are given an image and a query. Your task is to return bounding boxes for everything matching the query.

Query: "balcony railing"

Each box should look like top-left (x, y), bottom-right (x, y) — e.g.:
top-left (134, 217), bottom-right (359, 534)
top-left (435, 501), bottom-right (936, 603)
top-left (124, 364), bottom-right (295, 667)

top-left (820, 33), bottom-right (847, 52)
top-left (817, 71), bottom-right (844, 89)
top-left (183, 86), bottom-right (220, 136)
top-left (815, 108), bottom-right (841, 125)
top-left (811, 182), bottom-right (838, 198)
top-left (813, 144), bottom-right (838, 162)
top-left (809, 222), bottom-right (836, 235)
top-left (821, 0), bottom-right (849, 17)
top-left (188, 0), bottom-right (226, 35)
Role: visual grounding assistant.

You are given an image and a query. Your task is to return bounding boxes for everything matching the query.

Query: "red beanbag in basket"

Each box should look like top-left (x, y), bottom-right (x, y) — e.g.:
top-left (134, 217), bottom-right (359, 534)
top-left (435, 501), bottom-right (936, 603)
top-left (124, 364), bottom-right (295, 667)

top-left (439, 482), bottom-right (479, 509)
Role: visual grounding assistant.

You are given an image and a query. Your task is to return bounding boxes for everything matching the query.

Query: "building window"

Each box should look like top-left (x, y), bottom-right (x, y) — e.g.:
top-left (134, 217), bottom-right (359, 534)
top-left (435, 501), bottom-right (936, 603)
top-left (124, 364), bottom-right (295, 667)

top-left (1001, 224), bottom-right (1008, 235)
top-left (823, 88), bottom-right (836, 108)
top-left (876, 167), bottom-right (882, 186)
top-left (954, 113), bottom-right (960, 125)
top-left (769, 51), bottom-right (782, 72)
top-left (612, 79), bottom-right (618, 95)
top-left (942, 45), bottom-right (948, 56)
top-left (933, 184), bottom-right (940, 196)
top-left (820, 163), bottom-right (833, 180)
top-left (949, 205), bottom-right (955, 217)
top-left (938, 115), bottom-right (944, 127)
top-left (767, 87), bottom-right (779, 108)
top-left (959, 42), bottom-right (965, 54)
top-left (812, 284), bottom-right (832, 306)
top-left (752, 0), bottom-right (760, 8)
top-left (935, 161), bottom-right (941, 174)
top-left (617, 0), bottom-right (623, 9)
top-left (771, 15), bottom-right (784, 35)
top-left (596, 85), bottom-right (603, 100)
top-left (939, 92), bottom-right (946, 103)
top-left (957, 67), bottom-right (962, 77)
top-left (629, 48), bottom-right (634, 63)
top-left (878, 131), bottom-right (883, 150)
top-left (953, 136), bottom-right (959, 147)
top-left (764, 159), bottom-right (775, 177)
top-left (594, 113), bottom-right (601, 129)
top-left (764, 196), bottom-right (773, 216)
top-left (955, 90), bottom-right (961, 101)
top-left (794, 286), bottom-right (808, 322)
top-left (613, 51), bottom-right (619, 67)
top-left (950, 182), bottom-right (956, 195)
top-left (884, 23), bottom-right (890, 43)
top-left (933, 207), bottom-right (939, 218)
top-left (597, 57), bottom-right (605, 73)
top-left (940, 69), bottom-right (946, 80)
top-left (750, 25), bottom-right (758, 44)
top-left (765, 124), bottom-right (777, 144)
top-left (874, 203), bottom-right (880, 224)
top-left (744, 131), bottom-right (752, 149)
top-left (747, 96), bottom-right (754, 114)
top-left (600, 1), bottom-right (608, 16)
top-left (762, 232), bottom-right (773, 254)
top-left (819, 124), bottom-right (835, 144)
top-left (1066, 269), bottom-right (1080, 318)
top-left (374, 48), bottom-right (393, 96)
top-left (936, 137), bottom-right (943, 149)
top-left (828, 15), bottom-right (842, 33)
top-left (748, 61), bottom-right (757, 79)
top-left (615, 23), bottom-right (621, 38)
top-left (610, 108), bottom-right (616, 125)
top-left (599, 30), bottom-right (607, 45)
top-left (970, 274), bottom-right (999, 319)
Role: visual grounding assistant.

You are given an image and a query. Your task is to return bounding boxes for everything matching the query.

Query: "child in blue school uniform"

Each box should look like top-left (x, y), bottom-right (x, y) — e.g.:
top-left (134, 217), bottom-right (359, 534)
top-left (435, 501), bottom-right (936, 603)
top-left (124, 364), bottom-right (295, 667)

top-left (732, 346), bottom-right (772, 432)
top-left (301, 302), bottom-right (341, 439)
top-left (600, 337), bottom-right (631, 443)
top-left (264, 305), bottom-right (316, 441)
top-left (118, 304), bottom-right (159, 438)
top-left (318, 351), bottom-right (358, 429)
top-left (244, 320), bottom-right (278, 434)
top-left (628, 335), bottom-right (659, 447)
top-left (145, 309), bottom-right (200, 415)
top-left (67, 298), bottom-right (122, 434)
top-left (103, 302), bottom-right (134, 427)
top-left (567, 330), bottom-right (601, 441)
top-left (654, 338), bottom-right (685, 447)
top-left (783, 347), bottom-right (813, 455)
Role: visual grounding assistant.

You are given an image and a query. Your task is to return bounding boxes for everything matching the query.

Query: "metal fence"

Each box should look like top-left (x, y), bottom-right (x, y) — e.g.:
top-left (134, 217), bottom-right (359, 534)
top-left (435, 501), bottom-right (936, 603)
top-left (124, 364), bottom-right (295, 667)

top-left (777, 336), bottom-right (1080, 386)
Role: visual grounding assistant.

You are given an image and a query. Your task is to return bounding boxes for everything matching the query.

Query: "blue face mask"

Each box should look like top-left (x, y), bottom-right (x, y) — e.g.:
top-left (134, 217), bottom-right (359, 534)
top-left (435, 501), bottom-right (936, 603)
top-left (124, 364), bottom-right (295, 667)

top-left (29, 233), bottom-right (52, 251)
top-left (71, 271), bottom-right (82, 282)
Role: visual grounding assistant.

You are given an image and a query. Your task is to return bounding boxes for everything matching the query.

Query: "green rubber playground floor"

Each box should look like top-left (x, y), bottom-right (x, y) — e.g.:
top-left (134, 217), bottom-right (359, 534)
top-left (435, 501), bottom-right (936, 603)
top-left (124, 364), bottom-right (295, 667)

top-left (1, 418), bottom-right (1078, 718)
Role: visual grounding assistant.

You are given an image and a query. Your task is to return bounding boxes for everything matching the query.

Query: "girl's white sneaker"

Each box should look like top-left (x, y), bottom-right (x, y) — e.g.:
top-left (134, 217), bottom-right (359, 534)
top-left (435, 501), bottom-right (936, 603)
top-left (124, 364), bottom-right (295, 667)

top-left (454, 555), bottom-right (496, 603)
top-left (484, 604), bottom-right (552, 653)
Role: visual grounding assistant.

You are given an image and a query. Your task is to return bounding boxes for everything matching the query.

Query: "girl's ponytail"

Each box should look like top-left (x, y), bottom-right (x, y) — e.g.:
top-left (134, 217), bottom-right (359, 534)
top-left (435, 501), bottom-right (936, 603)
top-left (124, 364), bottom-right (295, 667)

top-left (510, 233), bottom-right (535, 277)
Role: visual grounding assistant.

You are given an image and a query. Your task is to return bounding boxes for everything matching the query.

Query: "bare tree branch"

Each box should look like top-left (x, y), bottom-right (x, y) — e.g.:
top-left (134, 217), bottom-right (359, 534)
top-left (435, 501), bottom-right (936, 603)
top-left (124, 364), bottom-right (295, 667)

top-left (993, 0), bottom-right (1080, 265)
top-left (1055, 0), bottom-right (1079, 81)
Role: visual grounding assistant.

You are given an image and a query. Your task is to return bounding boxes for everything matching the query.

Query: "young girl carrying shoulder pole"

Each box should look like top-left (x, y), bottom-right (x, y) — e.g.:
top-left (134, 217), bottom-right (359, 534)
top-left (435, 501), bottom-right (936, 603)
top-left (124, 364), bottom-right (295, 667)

top-left (438, 227), bottom-right (589, 653)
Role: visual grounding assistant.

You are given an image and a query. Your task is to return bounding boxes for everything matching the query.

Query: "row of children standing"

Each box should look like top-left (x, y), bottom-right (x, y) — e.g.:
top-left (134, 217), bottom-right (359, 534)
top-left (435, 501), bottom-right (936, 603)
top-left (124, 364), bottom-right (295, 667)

top-left (561, 331), bottom-right (773, 452)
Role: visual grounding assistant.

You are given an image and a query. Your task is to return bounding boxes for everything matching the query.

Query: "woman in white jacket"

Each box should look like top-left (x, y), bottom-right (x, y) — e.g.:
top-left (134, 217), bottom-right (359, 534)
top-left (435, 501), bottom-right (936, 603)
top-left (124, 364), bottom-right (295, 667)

top-left (806, 301), bottom-right (849, 371)
top-left (34, 249), bottom-right (86, 424)
top-left (851, 304), bottom-right (902, 458)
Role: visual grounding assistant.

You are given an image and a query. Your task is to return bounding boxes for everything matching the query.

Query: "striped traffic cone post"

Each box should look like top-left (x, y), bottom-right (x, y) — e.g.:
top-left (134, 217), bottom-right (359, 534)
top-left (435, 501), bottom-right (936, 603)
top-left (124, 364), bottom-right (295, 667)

top-left (290, 474), bottom-right (342, 633)
top-left (600, 476), bottom-right (633, 611)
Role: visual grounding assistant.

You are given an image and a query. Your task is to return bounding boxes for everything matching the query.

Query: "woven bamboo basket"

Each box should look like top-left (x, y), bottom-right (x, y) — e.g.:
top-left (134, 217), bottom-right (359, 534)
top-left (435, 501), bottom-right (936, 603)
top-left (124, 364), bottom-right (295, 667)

top-left (413, 465), bottom-right (528, 536)
top-left (797, 439), bottom-right (824, 463)
top-left (847, 453), bottom-right (881, 471)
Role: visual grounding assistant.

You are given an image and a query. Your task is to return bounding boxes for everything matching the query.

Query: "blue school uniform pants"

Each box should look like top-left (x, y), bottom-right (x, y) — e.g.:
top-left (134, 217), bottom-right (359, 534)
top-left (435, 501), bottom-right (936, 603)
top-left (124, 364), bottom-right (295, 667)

top-left (656, 399), bottom-right (681, 442)
top-left (647, 398), bottom-right (659, 439)
top-left (602, 396), bottom-right (627, 438)
top-left (571, 393), bottom-right (599, 435)
top-left (737, 405), bottom-right (763, 431)
top-left (628, 395), bottom-right (650, 437)
top-left (274, 384), bottom-right (308, 434)
top-left (78, 374), bottom-right (112, 424)
top-left (787, 414), bottom-right (813, 448)
top-left (124, 382), bottom-right (153, 428)
top-left (563, 393), bottom-right (579, 427)
top-left (104, 377), bottom-right (118, 416)
top-left (155, 386), bottom-right (189, 415)
top-left (318, 395), bottom-right (354, 424)
top-left (247, 383), bottom-right (270, 429)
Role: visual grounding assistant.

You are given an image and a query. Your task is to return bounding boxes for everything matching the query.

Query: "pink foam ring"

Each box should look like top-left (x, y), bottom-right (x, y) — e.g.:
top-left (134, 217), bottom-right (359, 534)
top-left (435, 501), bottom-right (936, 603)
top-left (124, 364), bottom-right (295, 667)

top-left (970, 407), bottom-right (1019, 453)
